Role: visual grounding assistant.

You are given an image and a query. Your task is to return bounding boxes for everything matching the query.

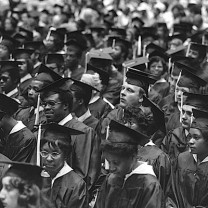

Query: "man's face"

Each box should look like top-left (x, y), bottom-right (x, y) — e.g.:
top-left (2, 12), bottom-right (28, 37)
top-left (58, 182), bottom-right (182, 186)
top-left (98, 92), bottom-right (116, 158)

top-left (169, 74), bottom-right (178, 93)
top-left (189, 128), bottom-right (208, 155)
top-left (0, 72), bottom-right (14, 93)
top-left (16, 59), bottom-right (27, 77)
top-left (104, 151), bottom-right (133, 178)
top-left (43, 93), bottom-right (66, 123)
top-left (181, 105), bottom-right (195, 129)
top-left (175, 85), bottom-right (189, 105)
top-left (27, 80), bottom-right (44, 106)
top-left (44, 36), bottom-right (55, 50)
top-left (120, 82), bottom-right (143, 108)
top-left (66, 46), bottom-right (80, 69)
top-left (110, 45), bottom-right (123, 61)
top-left (0, 45), bottom-right (9, 60)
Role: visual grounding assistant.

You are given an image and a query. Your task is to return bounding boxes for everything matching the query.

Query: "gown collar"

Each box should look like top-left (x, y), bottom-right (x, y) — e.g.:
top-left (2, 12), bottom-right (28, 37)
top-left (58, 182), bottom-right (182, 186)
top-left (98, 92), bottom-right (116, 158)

top-left (9, 121), bottom-right (26, 135)
top-left (58, 113), bottom-right (73, 125)
top-left (77, 109), bottom-right (91, 123)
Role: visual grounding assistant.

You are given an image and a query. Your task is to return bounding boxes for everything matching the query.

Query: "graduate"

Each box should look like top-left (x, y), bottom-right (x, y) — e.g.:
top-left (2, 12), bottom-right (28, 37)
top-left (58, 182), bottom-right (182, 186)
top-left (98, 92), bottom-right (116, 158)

top-left (0, 94), bottom-right (36, 162)
top-left (171, 109), bottom-right (208, 208)
top-left (41, 123), bottom-right (88, 208)
top-left (95, 120), bottom-right (164, 208)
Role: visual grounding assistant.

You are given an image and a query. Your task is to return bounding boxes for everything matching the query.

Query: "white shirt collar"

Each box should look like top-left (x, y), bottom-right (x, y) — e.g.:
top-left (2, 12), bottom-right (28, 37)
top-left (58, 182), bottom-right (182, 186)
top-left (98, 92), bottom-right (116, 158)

top-left (6, 88), bottom-right (18, 97)
top-left (41, 162), bottom-right (73, 187)
top-left (20, 74), bottom-right (32, 83)
top-left (9, 121), bottom-right (26, 135)
top-left (155, 77), bottom-right (167, 84)
top-left (34, 106), bottom-right (44, 115)
top-left (58, 113), bottom-right (73, 125)
top-left (77, 109), bottom-right (91, 123)
top-left (144, 140), bottom-right (155, 146)
top-left (192, 154), bottom-right (208, 164)
top-left (125, 161), bottom-right (156, 181)
top-left (89, 95), bottom-right (100, 104)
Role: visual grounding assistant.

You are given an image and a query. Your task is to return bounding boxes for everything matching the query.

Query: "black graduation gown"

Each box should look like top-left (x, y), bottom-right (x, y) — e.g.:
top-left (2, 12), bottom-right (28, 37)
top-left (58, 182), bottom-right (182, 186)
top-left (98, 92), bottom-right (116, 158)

top-left (14, 107), bottom-right (47, 131)
top-left (0, 127), bottom-right (36, 162)
top-left (137, 144), bottom-right (171, 196)
top-left (161, 127), bottom-right (190, 164)
top-left (95, 172), bottom-right (164, 208)
top-left (83, 115), bottom-right (99, 130)
top-left (171, 151), bottom-right (208, 208)
top-left (43, 171), bottom-right (88, 208)
top-left (63, 118), bottom-right (100, 190)
top-left (89, 97), bottom-right (113, 120)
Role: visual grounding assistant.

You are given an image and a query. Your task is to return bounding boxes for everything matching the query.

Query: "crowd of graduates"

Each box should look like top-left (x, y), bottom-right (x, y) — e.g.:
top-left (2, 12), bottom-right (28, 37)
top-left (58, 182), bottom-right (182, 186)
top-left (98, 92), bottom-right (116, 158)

top-left (0, 0), bottom-right (208, 208)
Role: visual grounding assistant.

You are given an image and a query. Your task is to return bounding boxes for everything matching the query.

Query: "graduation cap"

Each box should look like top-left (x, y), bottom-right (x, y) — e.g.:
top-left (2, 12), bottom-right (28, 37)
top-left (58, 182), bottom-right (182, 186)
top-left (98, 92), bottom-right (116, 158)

top-left (166, 45), bottom-right (186, 57)
top-left (143, 95), bottom-right (166, 134)
top-left (176, 61), bottom-right (207, 88)
top-left (90, 26), bottom-right (106, 34)
top-left (109, 27), bottom-right (126, 38)
top-left (0, 35), bottom-right (19, 52)
top-left (0, 93), bottom-right (19, 115)
top-left (191, 108), bottom-right (208, 131)
top-left (35, 64), bottom-right (62, 83)
top-left (149, 49), bottom-right (169, 62)
top-left (183, 92), bottom-right (208, 111)
top-left (65, 30), bottom-right (87, 50)
top-left (45, 53), bottom-right (64, 65)
top-left (42, 122), bottom-right (84, 145)
top-left (19, 27), bottom-right (33, 41)
top-left (13, 48), bottom-right (34, 60)
top-left (86, 63), bottom-right (109, 85)
top-left (50, 29), bottom-right (64, 42)
top-left (88, 51), bottom-right (112, 62)
top-left (140, 26), bottom-right (157, 40)
top-left (0, 60), bottom-right (22, 71)
top-left (24, 41), bottom-right (45, 52)
top-left (123, 57), bottom-right (148, 71)
top-left (107, 119), bottom-right (149, 146)
top-left (126, 68), bottom-right (157, 93)
top-left (146, 42), bottom-right (166, 54)
top-left (107, 36), bottom-right (131, 49)
top-left (168, 33), bottom-right (186, 42)
top-left (13, 33), bottom-right (28, 45)
top-left (0, 161), bottom-right (42, 189)
top-left (37, 78), bottom-right (70, 93)
top-left (157, 22), bottom-right (167, 29)
top-left (187, 42), bottom-right (207, 61)
top-left (173, 23), bottom-right (189, 36)
top-left (132, 17), bottom-right (144, 26)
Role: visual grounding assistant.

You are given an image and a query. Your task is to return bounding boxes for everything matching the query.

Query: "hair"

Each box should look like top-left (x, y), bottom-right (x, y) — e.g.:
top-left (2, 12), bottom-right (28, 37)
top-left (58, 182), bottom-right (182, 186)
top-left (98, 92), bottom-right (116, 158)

top-left (148, 56), bottom-right (167, 75)
top-left (200, 129), bottom-right (208, 142)
top-left (101, 140), bottom-right (138, 158)
top-left (4, 176), bottom-right (52, 208)
top-left (6, 68), bottom-right (20, 84)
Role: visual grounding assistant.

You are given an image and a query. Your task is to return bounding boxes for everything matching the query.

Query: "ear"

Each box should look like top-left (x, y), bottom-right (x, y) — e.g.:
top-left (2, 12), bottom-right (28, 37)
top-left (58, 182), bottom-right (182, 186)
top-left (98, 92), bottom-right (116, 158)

top-left (63, 103), bottom-right (69, 111)
top-left (138, 96), bottom-right (143, 103)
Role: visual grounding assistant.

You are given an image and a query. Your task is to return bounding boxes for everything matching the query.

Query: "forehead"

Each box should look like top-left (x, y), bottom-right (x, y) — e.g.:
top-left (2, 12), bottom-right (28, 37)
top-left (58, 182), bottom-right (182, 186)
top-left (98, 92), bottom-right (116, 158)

top-left (44, 93), bottom-right (60, 101)
top-left (182, 104), bottom-right (196, 112)
top-left (190, 128), bottom-right (202, 135)
top-left (30, 80), bottom-right (44, 87)
top-left (103, 151), bottom-right (123, 161)
top-left (123, 82), bottom-right (141, 92)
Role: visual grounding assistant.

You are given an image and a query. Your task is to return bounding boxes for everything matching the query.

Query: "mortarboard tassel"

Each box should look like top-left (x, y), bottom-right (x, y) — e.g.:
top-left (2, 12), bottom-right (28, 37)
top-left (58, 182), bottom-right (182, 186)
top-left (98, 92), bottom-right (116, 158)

top-left (137, 35), bottom-right (142, 56)
top-left (36, 124), bottom-right (42, 166)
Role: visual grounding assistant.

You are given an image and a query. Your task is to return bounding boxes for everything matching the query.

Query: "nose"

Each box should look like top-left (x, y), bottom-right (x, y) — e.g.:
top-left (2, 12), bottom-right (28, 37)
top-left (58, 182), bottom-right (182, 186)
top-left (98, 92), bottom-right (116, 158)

top-left (0, 188), bottom-right (5, 200)
top-left (28, 88), bottom-right (34, 96)
top-left (121, 88), bottom-right (126, 97)
top-left (46, 154), bottom-right (53, 162)
top-left (188, 137), bottom-right (195, 145)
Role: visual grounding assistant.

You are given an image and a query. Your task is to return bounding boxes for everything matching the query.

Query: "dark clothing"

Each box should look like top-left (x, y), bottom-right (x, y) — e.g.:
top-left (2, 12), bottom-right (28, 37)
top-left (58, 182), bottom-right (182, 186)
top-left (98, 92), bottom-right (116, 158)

top-left (64, 65), bottom-right (85, 81)
top-left (83, 115), bottom-right (99, 130)
top-left (63, 118), bottom-right (100, 190)
top-left (0, 127), bottom-right (36, 162)
top-left (89, 97), bottom-right (113, 120)
top-left (161, 127), bottom-right (190, 164)
top-left (171, 151), bottom-right (208, 208)
top-left (43, 170), bottom-right (88, 208)
top-left (95, 171), bottom-right (164, 208)
top-left (14, 107), bottom-right (47, 131)
top-left (137, 144), bottom-right (171, 196)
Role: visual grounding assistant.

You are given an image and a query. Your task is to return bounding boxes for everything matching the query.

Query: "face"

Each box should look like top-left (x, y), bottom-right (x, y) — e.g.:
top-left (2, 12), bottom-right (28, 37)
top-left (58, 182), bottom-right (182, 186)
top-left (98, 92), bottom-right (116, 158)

top-left (104, 152), bottom-right (134, 178)
top-left (66, 46), bottom-right (80, 69)
top-left (43, 93), bottom-right (67, 123)
top-left (41, 141), bottom-right (65, 177)
top-left (120, 82), bottom-right (143, 108)
top-left (45, 36), bottom-right (55, 50)
top-left (27, 80), bottom-right (44, 106)
top-left (16, 59), bottom-right (27, 77)
top-left (71, 91), bottom-right (81, 114)
top-left (175, 85), bottom-right (189, 105)
top-left (169, 38), bottom-right (183, 50)
top-left (169, 75), bottom-right (178, 93)
top-left (0, 177), bottom-right (20, 208)
top-left (0, 72), bottom-right (14, 93)
top-left (4, 19), bottom-right (13, 31)
top-left (181, 105), bottom-right (195, 129)
top-left (188, 49), bottom-right (199, 59)
top-left (189, 128), bottom-right (208, 155)
top-left (149, 61), bottom-right (164, 78)
top-left (0, 45), bottom-right (9, 60)
top-left (110, 45), bottom-right (123, 61)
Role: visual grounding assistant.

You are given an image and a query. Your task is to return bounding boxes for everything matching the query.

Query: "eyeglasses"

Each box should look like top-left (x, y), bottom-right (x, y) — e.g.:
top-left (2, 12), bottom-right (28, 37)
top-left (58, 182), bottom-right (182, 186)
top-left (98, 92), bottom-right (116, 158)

top-left (42, 101), bottom-right (62, 108)
top-left (0, 76), bottom-right (9, 82)
top-left (40, 151), bottom-right (61, 159)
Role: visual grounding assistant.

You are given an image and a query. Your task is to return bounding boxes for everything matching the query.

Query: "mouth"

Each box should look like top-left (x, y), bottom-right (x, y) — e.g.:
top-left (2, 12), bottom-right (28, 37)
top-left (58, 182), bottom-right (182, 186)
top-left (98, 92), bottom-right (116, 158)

top-left (120, 98), bottom-right (125, 103)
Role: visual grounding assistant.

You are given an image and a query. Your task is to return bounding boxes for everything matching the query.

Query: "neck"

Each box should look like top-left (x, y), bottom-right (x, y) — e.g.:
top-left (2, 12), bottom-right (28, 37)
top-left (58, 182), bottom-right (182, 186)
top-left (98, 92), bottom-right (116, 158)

top-left (74, 106), bottom-right (88, 118)
top-left (2, 117), bottom-right (18, 135)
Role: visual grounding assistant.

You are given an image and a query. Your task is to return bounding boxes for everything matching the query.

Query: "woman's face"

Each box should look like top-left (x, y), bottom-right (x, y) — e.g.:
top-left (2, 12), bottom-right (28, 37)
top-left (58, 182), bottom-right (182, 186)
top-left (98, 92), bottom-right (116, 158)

top-left (41, 140), bottom-right (65, 177)
top-left (0, 176), bottom-right (20, 208)
top-left (149, 61), bottom-right (164, 78)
